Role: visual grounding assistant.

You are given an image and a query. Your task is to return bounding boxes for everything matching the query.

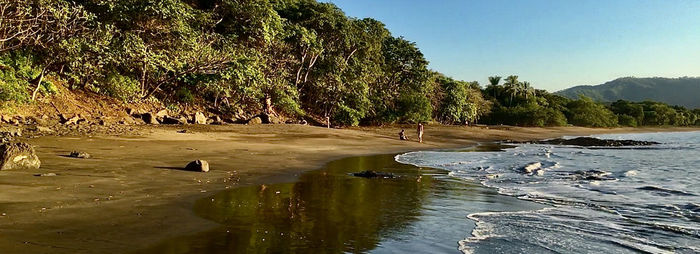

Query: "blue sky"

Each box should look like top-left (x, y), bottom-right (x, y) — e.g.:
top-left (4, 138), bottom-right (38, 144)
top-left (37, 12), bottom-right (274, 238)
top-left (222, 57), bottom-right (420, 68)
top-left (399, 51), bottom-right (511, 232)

top-left (323, 0), bottom-right (700, 91)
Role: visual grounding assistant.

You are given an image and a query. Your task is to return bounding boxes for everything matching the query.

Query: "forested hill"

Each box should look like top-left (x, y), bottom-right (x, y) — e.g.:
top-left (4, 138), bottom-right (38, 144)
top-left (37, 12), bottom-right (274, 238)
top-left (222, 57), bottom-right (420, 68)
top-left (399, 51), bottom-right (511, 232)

top-left (556, 77), bottom-right (700, 109)
top-left (1, 1), bottom-right (698, 128)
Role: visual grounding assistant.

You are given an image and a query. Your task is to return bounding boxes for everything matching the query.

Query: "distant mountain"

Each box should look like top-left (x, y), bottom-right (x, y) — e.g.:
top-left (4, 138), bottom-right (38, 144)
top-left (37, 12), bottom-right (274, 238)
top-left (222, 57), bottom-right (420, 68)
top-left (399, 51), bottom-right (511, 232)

top-left (556, 77), bottom-right (700, 109)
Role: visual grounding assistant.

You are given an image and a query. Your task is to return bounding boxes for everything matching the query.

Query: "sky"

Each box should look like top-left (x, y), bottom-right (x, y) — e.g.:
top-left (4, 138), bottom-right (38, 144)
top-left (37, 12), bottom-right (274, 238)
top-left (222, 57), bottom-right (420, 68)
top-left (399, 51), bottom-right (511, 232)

top-left (322, 0), bottom-right (700, 91)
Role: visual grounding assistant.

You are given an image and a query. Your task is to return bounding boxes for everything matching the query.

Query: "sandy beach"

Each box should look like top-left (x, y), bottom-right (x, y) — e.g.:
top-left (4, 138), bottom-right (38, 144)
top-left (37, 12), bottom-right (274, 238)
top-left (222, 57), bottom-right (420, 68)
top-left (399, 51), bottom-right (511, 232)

top-left (0, 124), bottom-right (696, 253)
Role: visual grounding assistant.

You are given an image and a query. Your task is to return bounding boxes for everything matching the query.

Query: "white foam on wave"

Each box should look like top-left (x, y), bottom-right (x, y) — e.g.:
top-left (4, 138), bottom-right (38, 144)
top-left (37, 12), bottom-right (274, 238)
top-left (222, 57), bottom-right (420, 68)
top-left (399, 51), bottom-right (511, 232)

top-left (458, 208), bottom-right (556, 254)
top-left (624, 170), bottom-right (638, 177)
top-left (396, 132), bottom-right (700, 253)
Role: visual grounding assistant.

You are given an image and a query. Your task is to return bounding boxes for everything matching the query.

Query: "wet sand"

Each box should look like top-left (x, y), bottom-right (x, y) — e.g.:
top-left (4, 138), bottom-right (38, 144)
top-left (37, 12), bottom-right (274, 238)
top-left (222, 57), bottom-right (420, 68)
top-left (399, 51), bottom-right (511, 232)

top-left (133, 152), bottom-right (547, 254)
top-left (0, 124), bottom-right (695, 253)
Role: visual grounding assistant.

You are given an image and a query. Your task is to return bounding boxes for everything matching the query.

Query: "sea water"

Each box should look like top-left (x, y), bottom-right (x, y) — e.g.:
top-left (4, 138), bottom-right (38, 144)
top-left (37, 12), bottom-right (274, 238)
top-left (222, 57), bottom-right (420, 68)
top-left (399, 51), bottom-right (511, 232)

top-left (396, 131), bottom-right (700, 254)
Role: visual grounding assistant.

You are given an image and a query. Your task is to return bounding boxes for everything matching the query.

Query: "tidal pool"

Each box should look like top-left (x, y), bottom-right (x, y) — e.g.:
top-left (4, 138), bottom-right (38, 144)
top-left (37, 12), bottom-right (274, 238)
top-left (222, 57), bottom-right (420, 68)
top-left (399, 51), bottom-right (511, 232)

top-left (135, 151), bottom-right (542, 254)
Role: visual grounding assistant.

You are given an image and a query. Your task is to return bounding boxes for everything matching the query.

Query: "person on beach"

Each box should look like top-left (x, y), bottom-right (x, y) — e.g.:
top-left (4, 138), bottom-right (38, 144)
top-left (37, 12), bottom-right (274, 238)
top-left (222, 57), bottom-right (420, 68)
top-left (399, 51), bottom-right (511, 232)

top-left (399, 129), bottom-right (408, 140)
top-left (417, 123), bottom-right (424, 143)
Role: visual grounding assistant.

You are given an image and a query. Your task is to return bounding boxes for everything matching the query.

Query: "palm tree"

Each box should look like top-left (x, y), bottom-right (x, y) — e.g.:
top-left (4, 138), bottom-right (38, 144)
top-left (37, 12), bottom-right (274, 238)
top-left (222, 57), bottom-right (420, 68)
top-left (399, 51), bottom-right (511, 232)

top-left (503, 75), bottom-right (519, 106)
top-left (520, 81), bottom-right (535, 100)
top-left (487, 76), bottom-right (501, 97)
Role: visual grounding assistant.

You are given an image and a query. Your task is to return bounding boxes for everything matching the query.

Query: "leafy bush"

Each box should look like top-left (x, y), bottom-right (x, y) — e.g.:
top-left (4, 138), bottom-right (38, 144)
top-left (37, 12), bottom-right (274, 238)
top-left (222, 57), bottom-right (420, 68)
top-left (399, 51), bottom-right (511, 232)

top-left (485, 104), bottom-right (567, 127)
top-left (565, 96), bottom-right (618, 127)
top-left (397, 92), bottom-right (432, 123)
top-left (0, 79), bottom-right (29, 103)
top-left (334, 104), bottom-right (364, 126)
top-left (176, 87), bottom-right (194, 103)
top-left (0, 52), bottom-right (42, 103)
top-left (101, 73), bottom-right (140, 101)
top-left (617, 115), bottom-right (638, 127)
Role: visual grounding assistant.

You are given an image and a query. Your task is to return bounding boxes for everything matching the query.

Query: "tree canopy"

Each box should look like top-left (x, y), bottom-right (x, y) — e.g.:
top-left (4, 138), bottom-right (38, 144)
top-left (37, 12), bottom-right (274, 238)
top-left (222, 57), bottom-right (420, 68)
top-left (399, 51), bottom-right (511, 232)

top-left (1, 0), bottom-right (697, 127)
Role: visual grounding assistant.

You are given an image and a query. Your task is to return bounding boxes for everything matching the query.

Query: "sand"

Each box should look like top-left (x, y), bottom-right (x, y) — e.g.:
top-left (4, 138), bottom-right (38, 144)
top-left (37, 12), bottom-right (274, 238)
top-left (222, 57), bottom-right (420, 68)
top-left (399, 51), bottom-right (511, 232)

top-left (0, 124), bottom-right (696, 253)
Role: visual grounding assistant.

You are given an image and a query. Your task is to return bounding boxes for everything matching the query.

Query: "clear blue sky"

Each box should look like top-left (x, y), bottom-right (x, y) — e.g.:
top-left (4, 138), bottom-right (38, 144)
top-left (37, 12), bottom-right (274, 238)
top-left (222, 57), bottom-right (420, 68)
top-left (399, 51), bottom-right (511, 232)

top-left (323, 0), bottom-right (700, 91)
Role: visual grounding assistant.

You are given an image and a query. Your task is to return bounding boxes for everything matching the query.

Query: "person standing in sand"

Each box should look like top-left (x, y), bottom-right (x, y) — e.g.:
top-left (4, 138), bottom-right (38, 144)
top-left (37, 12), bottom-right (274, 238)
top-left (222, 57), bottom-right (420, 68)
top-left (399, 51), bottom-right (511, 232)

top-left (417, 123), bottom-right (424, 143)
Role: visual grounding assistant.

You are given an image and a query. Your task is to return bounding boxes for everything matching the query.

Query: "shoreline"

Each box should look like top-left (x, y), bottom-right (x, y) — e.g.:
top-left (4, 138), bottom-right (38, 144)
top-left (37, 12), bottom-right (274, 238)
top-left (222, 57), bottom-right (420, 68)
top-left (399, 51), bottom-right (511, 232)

top-left (0, 125), bottom-right (697, 253)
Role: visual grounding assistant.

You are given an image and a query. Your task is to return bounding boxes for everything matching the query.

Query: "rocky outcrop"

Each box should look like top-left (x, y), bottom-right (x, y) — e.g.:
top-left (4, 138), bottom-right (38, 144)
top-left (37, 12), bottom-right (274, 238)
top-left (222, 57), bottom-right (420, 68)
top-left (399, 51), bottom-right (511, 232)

top-left (69, 151), bottom-right (91, 159)
top-left (260, 113), bottom-right (286, 124)
top-left (155, 109), bottom-right (169, 119)
top-left (570, 170), bottom-right (615, 181)
top-left (141, 113), bottom-right (159, 125)
top-left (247, 116), bottom-right (263, 125)
top-left (515, 137), bottom-right (659, 147)
top-left (521, 162), bottom-right (542, 174)
top-left (0, 142), bottom-right (41, 170)
top-left (162, 116), bottom-right (188, 125)
top-left (210, 116), bottom-right (223, 125)
top-left (193, 112), bottom-right (207, 124)
top-left (1, 115), bottom-right (25, 125)
top-left (185, 160), bottom-right (209, 172)
top-left (60, 114), bottom-right (82, 125)
top-left (352, 170), bottom-right (395, 178)
top-left (0, 126), bottom-right (22, 137)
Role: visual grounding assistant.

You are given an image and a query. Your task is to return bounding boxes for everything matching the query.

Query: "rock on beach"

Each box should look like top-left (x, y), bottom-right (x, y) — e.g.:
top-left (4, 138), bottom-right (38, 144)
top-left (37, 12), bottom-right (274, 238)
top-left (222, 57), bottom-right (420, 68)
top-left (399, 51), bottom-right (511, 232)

top-left (185, 160), bottom-right (209, 172)
top-left (0, 142), bottom-right (41, 170)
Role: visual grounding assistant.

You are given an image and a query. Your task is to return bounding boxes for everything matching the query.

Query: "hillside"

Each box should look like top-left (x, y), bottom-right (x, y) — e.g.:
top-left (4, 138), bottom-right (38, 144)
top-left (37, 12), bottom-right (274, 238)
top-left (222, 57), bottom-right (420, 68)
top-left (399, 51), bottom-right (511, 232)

top-left (556, 77), bottom-right (700, 109)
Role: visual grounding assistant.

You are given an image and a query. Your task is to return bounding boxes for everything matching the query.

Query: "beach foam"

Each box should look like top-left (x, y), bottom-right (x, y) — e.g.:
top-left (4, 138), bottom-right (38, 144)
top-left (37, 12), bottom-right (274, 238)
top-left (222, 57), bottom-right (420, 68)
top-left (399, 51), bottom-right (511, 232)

top-left (396, 131), bottom-right (700, 254)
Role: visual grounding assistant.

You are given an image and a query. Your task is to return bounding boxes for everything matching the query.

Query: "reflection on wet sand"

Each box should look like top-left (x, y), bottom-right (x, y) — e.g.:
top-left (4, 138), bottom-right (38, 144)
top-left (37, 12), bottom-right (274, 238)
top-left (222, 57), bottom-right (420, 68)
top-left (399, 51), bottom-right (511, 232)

top-left (135, 151), bottom-right (542, 254)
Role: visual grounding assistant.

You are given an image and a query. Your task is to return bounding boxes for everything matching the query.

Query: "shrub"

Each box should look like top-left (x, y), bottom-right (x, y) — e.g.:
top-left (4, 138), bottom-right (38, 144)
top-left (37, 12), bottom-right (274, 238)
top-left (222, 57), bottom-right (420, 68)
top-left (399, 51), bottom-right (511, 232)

top-left (101, 73), bottom-right (140, 101)
top-left (617, 115), bottom-right (638, 127)
top-left (397, 92), bottom-right (432, 123)
top-left (176, 87), bottom-right (194, 103)
top-left (566, 96), bottom-right (618, 127)
top-left (334, 104), bottom-right (364, 126)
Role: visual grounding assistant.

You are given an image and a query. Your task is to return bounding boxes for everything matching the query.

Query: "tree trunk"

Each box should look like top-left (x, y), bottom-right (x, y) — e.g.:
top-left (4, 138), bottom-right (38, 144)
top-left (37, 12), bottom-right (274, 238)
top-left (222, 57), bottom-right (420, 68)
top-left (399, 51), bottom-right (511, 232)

top-left (31, 70), bottom-right (45, 101)
top-left (140, 61), bottom-right (147, 97)
top-left (295, 52), bottom-right (307, 87)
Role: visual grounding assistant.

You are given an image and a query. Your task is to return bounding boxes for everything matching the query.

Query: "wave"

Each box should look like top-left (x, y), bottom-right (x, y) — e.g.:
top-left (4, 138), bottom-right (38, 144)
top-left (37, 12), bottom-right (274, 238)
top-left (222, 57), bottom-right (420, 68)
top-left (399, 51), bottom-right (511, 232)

top-left (395, 131), bottom-right (700, 254)
top-left (636, 186), bottom-right (697, 197)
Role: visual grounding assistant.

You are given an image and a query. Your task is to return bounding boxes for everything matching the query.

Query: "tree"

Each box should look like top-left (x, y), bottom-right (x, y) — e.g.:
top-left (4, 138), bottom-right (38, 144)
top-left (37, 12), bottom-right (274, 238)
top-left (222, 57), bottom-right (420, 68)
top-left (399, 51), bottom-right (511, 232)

top-left (566, 96), bottom-right (618, 127)
top-left (520, 81), bottom-right (534, 100)
top-left (436, 76), bottom-right (490, 124)
top-left (503, 75), bottom-right (519, 106)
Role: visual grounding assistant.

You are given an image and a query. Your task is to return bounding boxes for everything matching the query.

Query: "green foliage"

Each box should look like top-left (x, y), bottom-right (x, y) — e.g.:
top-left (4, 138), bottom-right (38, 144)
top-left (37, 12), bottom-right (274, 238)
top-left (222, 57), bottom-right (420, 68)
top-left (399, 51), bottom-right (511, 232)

top-left (0, 79), bottom-right (29, 103)
top-left (1, 0), bottom-right (696, 128)
top-left (102, 73), bottom-right (140, 101)
top-left (397, 92), bottom-right (432, 123)
top-left (609, 100), bottom-right (697, 126)
top-left (556, 77), bottom-right (700, 109)
top-left (566, 96), bottom-right (618, 127)
top-left (334, 104), bottom-right (364, 126)
top-left (617, 115), bottom-right (638, 127)
top-left (435, 76), bottom-right (489, 124)
top-left (487, 104), bottom-right (567, 127)
top-left (175, 87), bottom-right (194, 103)
top-left (0, 52), bottom-right (44, 103)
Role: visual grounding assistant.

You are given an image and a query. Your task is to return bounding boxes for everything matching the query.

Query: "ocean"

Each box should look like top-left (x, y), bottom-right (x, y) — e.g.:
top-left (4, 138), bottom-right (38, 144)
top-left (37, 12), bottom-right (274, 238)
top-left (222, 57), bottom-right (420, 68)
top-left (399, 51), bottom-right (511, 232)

top-left (396, 131), bottom-right (700, 254)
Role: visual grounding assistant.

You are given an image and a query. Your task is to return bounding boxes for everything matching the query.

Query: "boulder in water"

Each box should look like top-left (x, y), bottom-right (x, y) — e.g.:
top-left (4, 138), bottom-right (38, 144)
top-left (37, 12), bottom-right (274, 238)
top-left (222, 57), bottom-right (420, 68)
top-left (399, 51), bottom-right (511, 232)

top-left (0, 142), bottom-right (41, 170)
top-left (570, 170), bottom-right (615, 181)
top-left (521, 162), bottom-right (542, 174)
top-left (352, 170), bottom-right (395, 178)
top-left (526, 137), bottom-right (659, 147)
top-left (185, 160), bottom-right (209, 172)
